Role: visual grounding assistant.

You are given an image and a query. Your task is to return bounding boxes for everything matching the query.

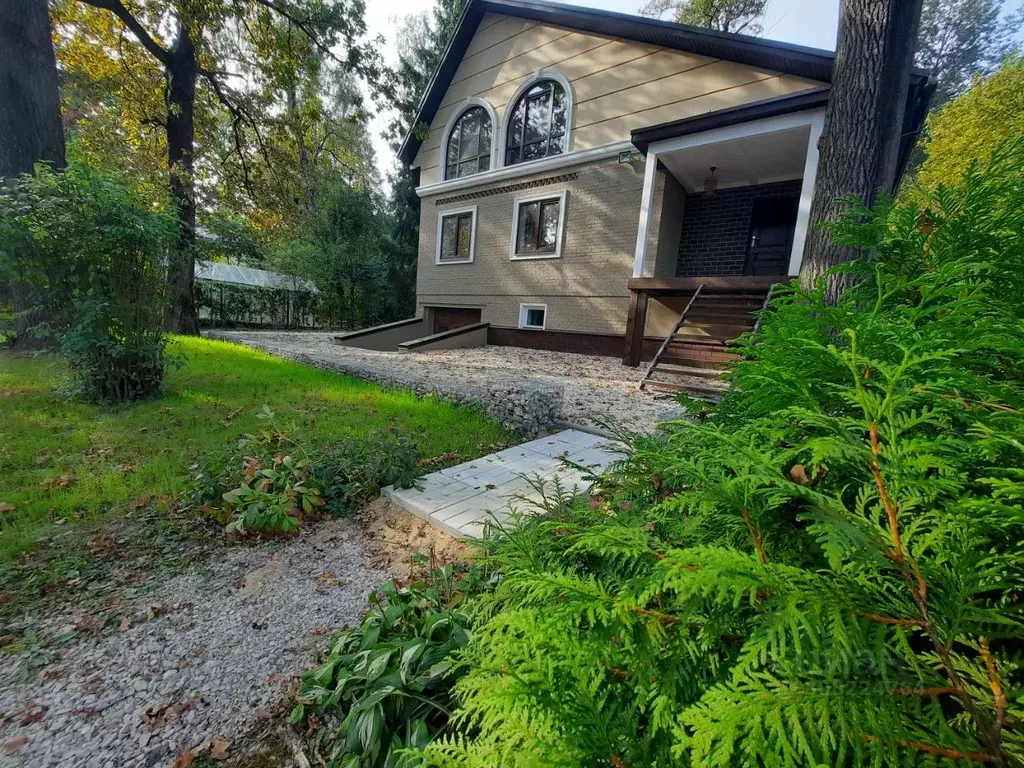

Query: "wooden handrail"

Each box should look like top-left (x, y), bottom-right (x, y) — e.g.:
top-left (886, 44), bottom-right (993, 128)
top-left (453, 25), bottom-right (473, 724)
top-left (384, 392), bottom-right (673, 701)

top-left (638, 284), bottom-right (704, 391)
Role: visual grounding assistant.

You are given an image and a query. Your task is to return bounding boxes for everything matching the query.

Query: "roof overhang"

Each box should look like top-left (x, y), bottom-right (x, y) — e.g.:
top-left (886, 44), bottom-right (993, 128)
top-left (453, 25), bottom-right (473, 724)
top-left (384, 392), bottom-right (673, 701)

top-left (399, 0), bottom-right (843, 166)
top-left (631, 76), bottom-right (933, 185)
top-left (630, 87), bottom-right (831, 155)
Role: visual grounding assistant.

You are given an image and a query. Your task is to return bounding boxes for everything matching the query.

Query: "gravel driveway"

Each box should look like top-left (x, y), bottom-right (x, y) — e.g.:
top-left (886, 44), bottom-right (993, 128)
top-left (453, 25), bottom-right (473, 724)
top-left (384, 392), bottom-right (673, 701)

top-left (0, 520), bottom-right (386, 768)
top-left (206, 331), bottom-right (679, 433)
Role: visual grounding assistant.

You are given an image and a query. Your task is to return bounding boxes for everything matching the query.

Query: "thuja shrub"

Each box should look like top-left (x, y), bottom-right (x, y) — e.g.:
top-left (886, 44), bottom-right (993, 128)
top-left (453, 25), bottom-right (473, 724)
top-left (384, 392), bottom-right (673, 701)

top-left (424, 139), bottom-right (1024, 767)
top-left (0, 164), bottom-right (175, 401)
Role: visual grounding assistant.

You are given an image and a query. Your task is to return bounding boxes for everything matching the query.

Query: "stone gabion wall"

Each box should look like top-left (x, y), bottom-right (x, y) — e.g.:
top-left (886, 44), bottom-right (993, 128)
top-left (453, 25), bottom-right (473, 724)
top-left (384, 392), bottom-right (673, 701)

top-left (206, 332), bottom-right (562, 435)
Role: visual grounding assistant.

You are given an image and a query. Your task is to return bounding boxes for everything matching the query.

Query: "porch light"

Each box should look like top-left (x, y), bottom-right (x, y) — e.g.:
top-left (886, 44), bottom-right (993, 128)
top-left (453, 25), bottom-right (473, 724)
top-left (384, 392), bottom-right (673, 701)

top-left (704, 166), bottom-right (718, 197)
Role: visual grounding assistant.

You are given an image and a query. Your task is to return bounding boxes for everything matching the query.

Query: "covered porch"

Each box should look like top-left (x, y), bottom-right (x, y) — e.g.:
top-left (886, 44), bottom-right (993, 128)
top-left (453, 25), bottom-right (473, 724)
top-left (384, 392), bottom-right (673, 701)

top-left (621, 90), bottom-right (826, 370)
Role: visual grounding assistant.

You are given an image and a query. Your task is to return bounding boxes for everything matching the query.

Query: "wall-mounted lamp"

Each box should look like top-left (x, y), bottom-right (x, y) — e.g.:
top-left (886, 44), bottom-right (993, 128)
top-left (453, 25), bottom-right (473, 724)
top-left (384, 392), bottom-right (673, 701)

top-left (704, 166), bottom-right (718, 197)
top-left (618, 149), bottom-right (642, 165)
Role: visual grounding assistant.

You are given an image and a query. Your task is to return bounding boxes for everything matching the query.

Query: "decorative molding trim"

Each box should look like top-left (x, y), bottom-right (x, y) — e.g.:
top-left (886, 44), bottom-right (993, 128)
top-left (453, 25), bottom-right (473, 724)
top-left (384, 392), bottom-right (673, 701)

top-left (434, 172), bottom-right (578, 206)
top-left (417, 140), bottom-right (633, 198)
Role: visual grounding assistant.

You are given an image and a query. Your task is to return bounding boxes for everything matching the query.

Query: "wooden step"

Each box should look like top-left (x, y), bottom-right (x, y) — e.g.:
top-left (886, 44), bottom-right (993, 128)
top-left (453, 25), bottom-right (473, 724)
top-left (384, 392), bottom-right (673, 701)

top-left (658, 354), bottom-right (733, 370)
top-left (684, 311), bottom-right (758, 324)
top-left (643, 379), bottom-right (727, 400)
top-left (678, 322), bottom-right (756, 337)
top-left (651, 362), bottom-right (725, 379)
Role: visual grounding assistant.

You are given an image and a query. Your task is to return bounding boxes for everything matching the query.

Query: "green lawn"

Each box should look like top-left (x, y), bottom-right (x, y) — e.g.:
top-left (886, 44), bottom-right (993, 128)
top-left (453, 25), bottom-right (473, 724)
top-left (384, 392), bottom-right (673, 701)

top-left (0, 336), bottom-right (507, 562)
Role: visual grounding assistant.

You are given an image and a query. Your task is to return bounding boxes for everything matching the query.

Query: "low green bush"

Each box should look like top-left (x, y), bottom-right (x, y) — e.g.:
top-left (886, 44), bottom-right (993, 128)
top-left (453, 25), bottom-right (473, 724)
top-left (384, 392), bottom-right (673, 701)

top-left (0, 164), bottom-right (176, 400)
top-left (421, 141), bottom-right (1024, 766)
top-left (184, 408), bottom-right (423, 535)
top-left (292, 565), bottom-right (487, 768)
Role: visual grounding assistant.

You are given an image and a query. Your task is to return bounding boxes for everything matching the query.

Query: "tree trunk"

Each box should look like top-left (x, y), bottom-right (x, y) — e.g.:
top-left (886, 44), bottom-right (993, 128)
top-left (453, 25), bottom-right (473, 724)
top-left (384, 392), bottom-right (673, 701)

top-left (286, 81), bottom-right (315, 213)
top-left (0, 0), bottom-right (66, 346)
top-left (0, 0), bottom-right (66, 177)
top-left (163, 27), bottom-right (200, 335)
top-left (798, 0), bottom-right (923, 301)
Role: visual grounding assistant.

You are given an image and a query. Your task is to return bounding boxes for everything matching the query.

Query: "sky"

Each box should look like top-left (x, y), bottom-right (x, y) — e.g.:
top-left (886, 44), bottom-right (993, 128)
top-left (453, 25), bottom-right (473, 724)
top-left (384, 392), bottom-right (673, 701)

top-left (360, 0), bottom-right (1019, 191)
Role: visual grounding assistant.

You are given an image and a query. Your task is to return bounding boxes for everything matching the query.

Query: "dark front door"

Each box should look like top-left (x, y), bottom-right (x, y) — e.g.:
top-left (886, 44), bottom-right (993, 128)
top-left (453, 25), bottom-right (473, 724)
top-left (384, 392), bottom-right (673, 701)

top-left (744, 196), bottom-right (798, 276)
top-left (432, 307), bottom-right (481, 334)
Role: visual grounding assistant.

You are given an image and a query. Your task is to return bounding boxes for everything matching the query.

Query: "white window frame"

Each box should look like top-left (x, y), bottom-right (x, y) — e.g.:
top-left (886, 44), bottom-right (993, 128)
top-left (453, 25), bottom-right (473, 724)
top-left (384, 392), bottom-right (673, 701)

top-left (499, 69), bottom-right (575, 170)
top-left (518, 303), bottom-right (547, 331)
top-left (435, 206), bottom-right (478, 265)
top-left (509, 189), bottom-right (568, 261)
top-left (441, 98), bottom-right (500, 181)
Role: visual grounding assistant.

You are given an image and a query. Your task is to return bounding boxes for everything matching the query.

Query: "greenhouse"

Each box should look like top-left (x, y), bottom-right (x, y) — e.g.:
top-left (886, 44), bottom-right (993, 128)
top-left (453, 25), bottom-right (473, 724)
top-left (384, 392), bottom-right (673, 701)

top-left (195, 261), bottom-right (319, 329)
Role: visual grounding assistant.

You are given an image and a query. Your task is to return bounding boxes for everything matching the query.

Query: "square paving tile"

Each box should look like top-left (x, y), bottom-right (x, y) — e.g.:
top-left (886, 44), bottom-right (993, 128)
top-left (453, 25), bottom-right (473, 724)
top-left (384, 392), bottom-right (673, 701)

top-left (383, 429), bottom-right (619, 539)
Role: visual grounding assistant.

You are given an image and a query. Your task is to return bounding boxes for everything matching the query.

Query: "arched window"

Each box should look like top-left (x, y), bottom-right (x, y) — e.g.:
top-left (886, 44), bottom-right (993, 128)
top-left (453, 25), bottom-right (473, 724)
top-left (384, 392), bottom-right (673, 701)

top-left (445, 106), bottom-right (492, 180)
top-left (505, 79), bottom-right (568, 166)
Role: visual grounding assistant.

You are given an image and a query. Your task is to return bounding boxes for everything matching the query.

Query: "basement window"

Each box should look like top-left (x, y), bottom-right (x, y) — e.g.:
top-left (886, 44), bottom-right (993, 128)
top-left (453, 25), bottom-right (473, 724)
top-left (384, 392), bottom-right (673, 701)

top-left (518, 303), bottom-right (547, 331)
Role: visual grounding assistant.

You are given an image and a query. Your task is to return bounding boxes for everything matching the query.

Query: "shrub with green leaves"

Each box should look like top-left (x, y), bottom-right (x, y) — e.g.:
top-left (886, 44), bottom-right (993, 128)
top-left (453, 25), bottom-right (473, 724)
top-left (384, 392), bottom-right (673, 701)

top-left (184, 409), bottom-right (423, 534)
top-left (292, 565), bottom-right (486, 768)
top-left (424, 140), bottom-right (1024, 767)
top-left (0, 164), bottom-right (176, 400)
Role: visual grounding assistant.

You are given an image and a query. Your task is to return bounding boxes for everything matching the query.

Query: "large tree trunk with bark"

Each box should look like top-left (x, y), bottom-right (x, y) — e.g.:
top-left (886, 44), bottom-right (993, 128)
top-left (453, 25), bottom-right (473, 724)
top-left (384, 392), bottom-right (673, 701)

top-left (799, 0), bottom-right (923, 301)
top-left (0, 0), bottom-right (66, 177)
top-left (163, 28), bottom-right (201, 335)
top-left (0, 0), bottom-right (66, 346)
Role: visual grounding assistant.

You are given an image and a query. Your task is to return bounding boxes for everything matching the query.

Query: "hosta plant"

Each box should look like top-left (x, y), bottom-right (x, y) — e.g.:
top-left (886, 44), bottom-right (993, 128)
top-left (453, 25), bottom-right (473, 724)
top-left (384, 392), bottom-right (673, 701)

top-left (292, 565), bottom-right (486, 768)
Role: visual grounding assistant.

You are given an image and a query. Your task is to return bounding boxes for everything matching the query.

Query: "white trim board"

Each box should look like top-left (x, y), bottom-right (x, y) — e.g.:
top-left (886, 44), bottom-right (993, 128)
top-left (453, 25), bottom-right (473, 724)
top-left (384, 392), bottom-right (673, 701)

top-left (416, 140), bottom-right (634, 198)
top-left (435, 206), bottom-right (478, 265)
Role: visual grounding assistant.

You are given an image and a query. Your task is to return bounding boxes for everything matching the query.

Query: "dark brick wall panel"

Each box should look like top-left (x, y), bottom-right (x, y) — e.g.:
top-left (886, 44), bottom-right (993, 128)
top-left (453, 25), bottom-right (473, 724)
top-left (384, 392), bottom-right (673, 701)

top-left (676, 179), bottom-right (802, 277)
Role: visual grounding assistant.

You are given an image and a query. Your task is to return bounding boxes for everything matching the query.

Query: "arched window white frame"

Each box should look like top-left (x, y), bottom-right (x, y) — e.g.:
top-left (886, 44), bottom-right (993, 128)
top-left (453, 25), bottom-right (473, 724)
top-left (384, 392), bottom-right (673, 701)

top-left (501, 70), bottom-right (575, 169)
top-left (441, 98), bottom-right (499, 181)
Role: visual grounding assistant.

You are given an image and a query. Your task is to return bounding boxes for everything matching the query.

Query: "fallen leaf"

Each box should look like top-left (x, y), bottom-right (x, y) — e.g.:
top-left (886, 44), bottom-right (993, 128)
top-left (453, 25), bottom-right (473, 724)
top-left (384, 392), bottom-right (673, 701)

top-left (119, 615), bottom-right (132, 632)
top-left (74, 615), bottom-right (102, 633)
top-left (84, 447), bottom-right (112, 458)
top-left (36, 667), bottom-right (63, 683)
top-left (116, 464), bottom-right (135, 474)
top-left (210, 740), bottom-right (230, 760)
top-left (147, 604), bottom-right (170, 620)
top-left (788, 464), bottom-right (811, 486)
top-left (34, 455), bottom-right (50, 466)
top-left (137, 427), bottom-right (149, 434)
top-left (0, 503), bottom-right (14, 514)
top-left (0, 593), bottom-right (11, 604)
top-left (41, 475), bottom-right (74, 491)
top-left (19, 707), bottom-right (45, 725)
top-left (0, 635), bottom-right (17, 647)
top-left (170, 748), bottom-right (197, 768)
top-left (3, 736), bottom-right (28, 755)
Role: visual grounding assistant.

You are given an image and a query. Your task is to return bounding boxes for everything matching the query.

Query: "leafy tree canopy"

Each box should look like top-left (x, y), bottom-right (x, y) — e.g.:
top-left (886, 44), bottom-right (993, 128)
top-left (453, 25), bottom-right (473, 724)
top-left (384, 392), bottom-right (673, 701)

top-left (915, 0), bottom-right (1023, 108)
top-left (638, 0), bottom-right (767, 35)
top-left (912, 56), bottom-right (1024, 196)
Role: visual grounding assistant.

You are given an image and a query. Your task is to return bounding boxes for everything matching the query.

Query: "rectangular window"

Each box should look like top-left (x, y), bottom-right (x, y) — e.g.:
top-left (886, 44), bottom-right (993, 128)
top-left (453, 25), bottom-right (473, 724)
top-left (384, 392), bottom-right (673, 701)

top-left (511, 190), bottom-right (567, 260)
top-left (436, 207), bottom-right (476, 264)
top-left (519, 303), bottom-right (547, 330)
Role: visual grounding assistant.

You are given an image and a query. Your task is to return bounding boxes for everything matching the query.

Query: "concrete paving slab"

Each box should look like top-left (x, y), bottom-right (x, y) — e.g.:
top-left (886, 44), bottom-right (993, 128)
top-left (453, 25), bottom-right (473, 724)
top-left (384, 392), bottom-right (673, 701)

top-left (383, 429), bottom-right (619, 539)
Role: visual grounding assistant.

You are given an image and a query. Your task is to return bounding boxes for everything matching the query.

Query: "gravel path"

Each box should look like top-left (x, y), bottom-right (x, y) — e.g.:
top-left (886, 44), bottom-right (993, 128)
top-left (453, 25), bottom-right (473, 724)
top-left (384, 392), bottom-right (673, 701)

top-left (207, 331), bottom-right (679, 433)
top-left (0, 519), bottom-right (386, 768)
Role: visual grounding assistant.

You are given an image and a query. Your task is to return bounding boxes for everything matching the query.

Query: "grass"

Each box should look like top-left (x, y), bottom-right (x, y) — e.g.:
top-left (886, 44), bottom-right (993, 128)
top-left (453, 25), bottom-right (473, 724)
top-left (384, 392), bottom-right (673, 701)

top-left (0, 335), bottom-right (508, 563)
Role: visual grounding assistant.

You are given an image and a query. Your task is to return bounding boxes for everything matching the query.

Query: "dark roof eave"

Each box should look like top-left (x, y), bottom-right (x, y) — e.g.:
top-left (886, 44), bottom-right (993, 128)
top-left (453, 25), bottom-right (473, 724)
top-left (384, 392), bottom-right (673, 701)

top-left (629, 87), bottom-right (831, 155)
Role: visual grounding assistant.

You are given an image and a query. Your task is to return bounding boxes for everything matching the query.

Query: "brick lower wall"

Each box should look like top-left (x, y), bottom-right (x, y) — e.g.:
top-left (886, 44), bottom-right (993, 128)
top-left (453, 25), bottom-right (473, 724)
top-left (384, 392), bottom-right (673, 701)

top-left (676, 179), bottom-right (802, 277)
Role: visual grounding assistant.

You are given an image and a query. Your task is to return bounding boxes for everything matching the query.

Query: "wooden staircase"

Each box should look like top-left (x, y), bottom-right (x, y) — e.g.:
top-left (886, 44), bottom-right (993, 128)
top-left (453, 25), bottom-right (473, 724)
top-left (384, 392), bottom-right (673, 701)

top-left (639, 283), bottom-right (773, 400)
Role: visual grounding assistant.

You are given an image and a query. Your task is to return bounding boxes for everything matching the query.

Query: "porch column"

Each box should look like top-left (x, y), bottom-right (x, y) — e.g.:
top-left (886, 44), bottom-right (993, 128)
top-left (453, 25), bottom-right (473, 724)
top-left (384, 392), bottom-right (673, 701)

top-left (632, 149), bottom-right (660, 278)
top-left (788, 113), bottom-right (825, 275)
top-left (622, 289), bottom-right (649, 367)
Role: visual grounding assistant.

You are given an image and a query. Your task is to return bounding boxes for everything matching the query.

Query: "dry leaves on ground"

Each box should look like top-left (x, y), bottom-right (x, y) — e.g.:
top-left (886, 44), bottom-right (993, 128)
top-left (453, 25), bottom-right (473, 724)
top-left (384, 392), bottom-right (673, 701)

top-left (3, 736), bottom-right (28, 755)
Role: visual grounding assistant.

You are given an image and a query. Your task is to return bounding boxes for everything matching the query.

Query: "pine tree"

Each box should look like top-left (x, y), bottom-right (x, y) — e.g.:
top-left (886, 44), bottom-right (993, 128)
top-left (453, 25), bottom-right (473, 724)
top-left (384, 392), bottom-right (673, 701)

top-left (424, 139), bottom-right (1024, 767)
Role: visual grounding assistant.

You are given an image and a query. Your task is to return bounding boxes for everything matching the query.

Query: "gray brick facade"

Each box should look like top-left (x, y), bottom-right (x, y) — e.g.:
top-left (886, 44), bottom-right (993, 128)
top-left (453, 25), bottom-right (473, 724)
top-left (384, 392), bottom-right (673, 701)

top-left (676, 179), bottom-right (802, 277)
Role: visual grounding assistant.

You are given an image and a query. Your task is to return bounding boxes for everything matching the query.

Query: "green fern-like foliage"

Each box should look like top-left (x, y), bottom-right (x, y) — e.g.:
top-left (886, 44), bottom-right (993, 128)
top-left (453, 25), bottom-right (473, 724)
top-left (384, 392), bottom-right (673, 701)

top-left (424, 139), bottom-right (1024, 767)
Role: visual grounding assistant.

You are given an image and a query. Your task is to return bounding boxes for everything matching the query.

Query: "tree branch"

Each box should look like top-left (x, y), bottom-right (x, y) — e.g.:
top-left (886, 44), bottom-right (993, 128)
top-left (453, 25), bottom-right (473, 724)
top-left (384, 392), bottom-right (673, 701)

top-left (249, 0), bottom-right (343, 65)
top-left (76, 0), bottom-right (170, 66)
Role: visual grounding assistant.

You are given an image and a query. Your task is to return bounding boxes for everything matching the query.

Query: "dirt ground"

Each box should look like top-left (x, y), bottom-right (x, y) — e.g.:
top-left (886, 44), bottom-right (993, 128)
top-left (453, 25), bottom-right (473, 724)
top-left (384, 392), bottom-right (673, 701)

top-left (358, 497), bottom-right (475, 583)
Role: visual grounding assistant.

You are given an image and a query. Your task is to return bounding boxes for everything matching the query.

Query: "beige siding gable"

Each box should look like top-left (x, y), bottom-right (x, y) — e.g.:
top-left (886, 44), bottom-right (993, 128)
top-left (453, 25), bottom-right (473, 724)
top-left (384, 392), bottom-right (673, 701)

top-left (412, 13), bottom-right (825, 185)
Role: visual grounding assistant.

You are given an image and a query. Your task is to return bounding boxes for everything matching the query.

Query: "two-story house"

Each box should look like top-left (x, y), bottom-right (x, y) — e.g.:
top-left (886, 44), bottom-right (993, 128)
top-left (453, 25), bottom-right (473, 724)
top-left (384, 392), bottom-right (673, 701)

top-left (337, 0), bottom-right (930, 395)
